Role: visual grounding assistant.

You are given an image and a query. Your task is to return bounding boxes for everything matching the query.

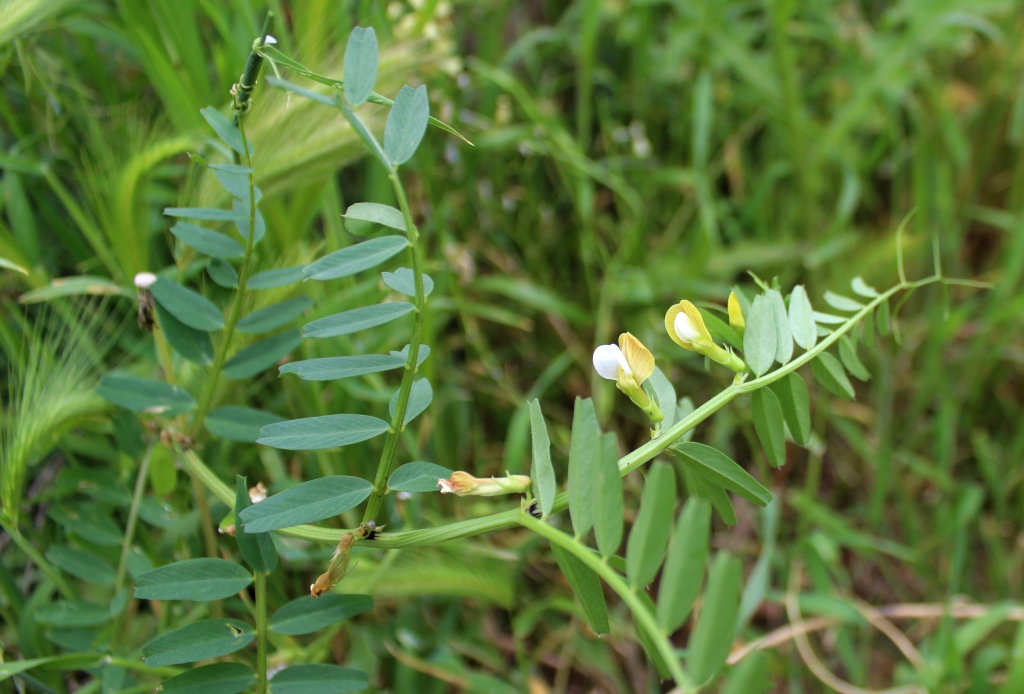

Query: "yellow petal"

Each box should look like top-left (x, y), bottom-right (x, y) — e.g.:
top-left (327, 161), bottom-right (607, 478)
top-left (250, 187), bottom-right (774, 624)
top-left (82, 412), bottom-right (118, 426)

top-left (618, 332), bottom-right (655, 384)
top-left (680, 301), bottom-right (712, 342)
top-left (666, 300), bottom-right (713, 350)
top-left (728, 292), bottom-right (745, 331)
top-left (665, 302), bottom-right (696, 351)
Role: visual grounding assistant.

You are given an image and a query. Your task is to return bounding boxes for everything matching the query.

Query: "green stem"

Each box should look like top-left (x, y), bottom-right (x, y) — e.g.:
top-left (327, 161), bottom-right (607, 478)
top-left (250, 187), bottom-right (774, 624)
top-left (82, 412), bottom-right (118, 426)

top-left (186, 278), bottom-right (941, 549)
top-left (518, 513), bottom-right (692, 690)
top-left (188, 116), bottom-right (259, 438)
top-left (153, 326), bottom-right (178, 387)
top-left (0, 518), bottom-right (76, 599)
top-left (360, 171), bottom-right (427, 524)
top-left (112, 446), bottom-right (153, 649)
top-left (255, 571), bottom-right (268, 693)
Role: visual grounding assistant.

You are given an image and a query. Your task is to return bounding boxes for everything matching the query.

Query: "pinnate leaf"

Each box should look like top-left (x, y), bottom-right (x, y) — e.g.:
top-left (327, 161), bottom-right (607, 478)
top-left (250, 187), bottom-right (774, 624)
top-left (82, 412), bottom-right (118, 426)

top-left (163, 206), bottom-right (246, 222)
top-left (200, 107), bottom-right (249, 155)
top-left (237, 297), bottom-right (314, 334)
top-left (824, 290), bottom-right (864, 312)
top-left (269, 594), bottom-right (374, 635)
top-left (156, 303), bottom-right (213, 364)
top-left (279, 353), bottom-right (405, 381)
top-left (304, 236), bottom-right (408, 281)
top-left (851, 276), bottom-right (879, 297)
top-left (303, 302), bottom-right (413, 338)
top-left (45, 546), bottom-right (115, 587)
top-left (388, 462), bottom-right (453, 492)
top-left (594, 433), bottom-right (623, 558)
top-left (257, 415), bottom-right (390, 451)
top-left (159, 663), bottom-right (254, 694)
top-left (142, 619), bottom-right (254, 666)
top-left (344, 202), bottom-right (405, 234)
top-left (134, 558), bottom-right (252, 601)
top-left (270, 664), bottom-right (368, 694)
top-left (170, 222), bottom-right (244, 259)
top-left (767, 289), bottom-right (793, 364)
top-left (207, 258), bottom-right (238, 288)
top-left (97, 374), bottom-right (194, 415)
top-left (384, 85), bottom-right (429, 166)
top-left (811, 352), bottom-right (855, 399)
top-left (382, 267), bottom-right (434, 297)
top-left (36, 600), bottom-right (110, 627)
top-left (743, 295), bottom-right (776, 376)
top-left (343, 27), bottom-right (378, 107)
top-left (206, 406), bottom-right (284, 443)
top-left (750, 388), bottom-right (787, 467)
top-left (626, 463), bottom-right (676, 588)
top-left (239, 476), bottom-right (374, 533)
top-left (223, 329), bottom-right (302, 379)
top-left (249, 266), bottom-right (304, 289)
top-left (657, 498), bottom-right (710, 633)
top-left (567, 397), bottom-right (599, 536)
top-left (788, 285), bottom-right (816, 350)
top-left (550, 543), bottom-right (609, 635)
top-left (389, 377), bottom-right (433, 426)
top-left (769, 372), bottom-right (811, 446)
top-left (528, 399), bottom-right (556, 517)
top-left (687, 552), bottom-right (742, 684)
top-left (672, 442), bottom-right (772, 506)
top-left (150, 276), bottom-right (224, 331)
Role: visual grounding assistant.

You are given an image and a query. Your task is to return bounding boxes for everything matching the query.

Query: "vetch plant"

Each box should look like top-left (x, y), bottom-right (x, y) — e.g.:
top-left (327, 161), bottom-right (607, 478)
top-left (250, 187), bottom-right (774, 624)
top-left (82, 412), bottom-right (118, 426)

top-left (0, 10), bottom-right (996, 694)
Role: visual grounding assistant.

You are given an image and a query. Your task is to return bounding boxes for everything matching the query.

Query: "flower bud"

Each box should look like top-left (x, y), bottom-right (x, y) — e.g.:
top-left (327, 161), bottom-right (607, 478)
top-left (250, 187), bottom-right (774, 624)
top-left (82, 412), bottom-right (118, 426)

top-left (438, 471), bottom-right (532, 497)
top-left (728, 291), bottom-right (745, 336)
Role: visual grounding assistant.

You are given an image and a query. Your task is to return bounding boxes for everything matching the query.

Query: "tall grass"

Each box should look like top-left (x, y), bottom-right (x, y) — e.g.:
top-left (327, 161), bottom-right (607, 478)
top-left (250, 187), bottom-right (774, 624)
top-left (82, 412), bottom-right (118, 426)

top-left (0, 305), bottom-right (116, 524)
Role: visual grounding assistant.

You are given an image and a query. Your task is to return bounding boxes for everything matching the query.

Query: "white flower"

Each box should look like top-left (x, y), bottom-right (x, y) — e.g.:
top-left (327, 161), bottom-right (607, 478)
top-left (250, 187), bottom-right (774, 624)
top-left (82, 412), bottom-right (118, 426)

top-left (673, 311), bottom-right (702, 344)
top-left (593, 344), bottom-right (631, 380)
top-left (134, 272), bottom-right (157, 289)
top-left (591, 333), bottom-right (661, 422)
top-left (264, 35), bottom-right (278, 45)
top-left (437, 478), bottom-right (454, 494)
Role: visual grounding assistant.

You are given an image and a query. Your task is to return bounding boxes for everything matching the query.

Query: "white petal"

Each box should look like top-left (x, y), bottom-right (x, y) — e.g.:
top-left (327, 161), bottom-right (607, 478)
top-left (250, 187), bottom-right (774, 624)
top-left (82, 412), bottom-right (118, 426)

top-left (437, 479), bottom-right (454, 494)
top-left (134, 272), bottom-right (157, 288)
top-left (674, 312), bottom-right (700, 343)
top-left (264, 35), bottom-right (278, 45)
top-left (593, 344), bottom-right (627, 380)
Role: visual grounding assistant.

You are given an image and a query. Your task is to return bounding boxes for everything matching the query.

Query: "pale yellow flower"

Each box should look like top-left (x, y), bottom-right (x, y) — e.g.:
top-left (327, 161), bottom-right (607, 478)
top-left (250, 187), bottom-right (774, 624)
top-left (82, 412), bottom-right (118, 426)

top-left (665, 300), bottom-right (746, 373)
top-left (593, 332), bottom-right (663, 422)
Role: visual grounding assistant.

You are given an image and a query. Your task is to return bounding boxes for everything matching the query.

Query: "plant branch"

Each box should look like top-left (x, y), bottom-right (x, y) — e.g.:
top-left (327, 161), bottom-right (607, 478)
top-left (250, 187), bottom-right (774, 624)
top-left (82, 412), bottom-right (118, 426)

top-left (255, 571), bottom-right (268, 694)
top-left (112, 446), bottom-right (153, 648)
top-left (184, 277), bottom-right (945, 549)
top-left (361, 170), bottom-right (426, 523)
top-left (518, 512), bottom-right (693, 690)
top-left (188, 116), bottom-right (259, 438)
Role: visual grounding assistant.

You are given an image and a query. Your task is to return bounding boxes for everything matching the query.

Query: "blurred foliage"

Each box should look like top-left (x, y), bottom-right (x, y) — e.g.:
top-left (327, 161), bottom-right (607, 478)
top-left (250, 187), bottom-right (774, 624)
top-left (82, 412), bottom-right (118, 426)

top-left (1, 0), bottom-right (1023, 692)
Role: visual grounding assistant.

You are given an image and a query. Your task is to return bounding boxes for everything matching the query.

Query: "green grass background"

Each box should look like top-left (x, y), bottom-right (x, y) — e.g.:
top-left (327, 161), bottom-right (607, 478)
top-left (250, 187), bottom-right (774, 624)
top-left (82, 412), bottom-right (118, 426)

top-left (1, 0), bottom-right (1022, 691)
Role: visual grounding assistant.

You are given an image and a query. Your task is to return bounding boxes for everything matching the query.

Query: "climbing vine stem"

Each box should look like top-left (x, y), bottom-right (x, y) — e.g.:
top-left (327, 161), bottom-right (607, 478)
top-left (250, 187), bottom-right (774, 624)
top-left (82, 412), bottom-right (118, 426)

top-left (361, 169), bottom-right (427, 524)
